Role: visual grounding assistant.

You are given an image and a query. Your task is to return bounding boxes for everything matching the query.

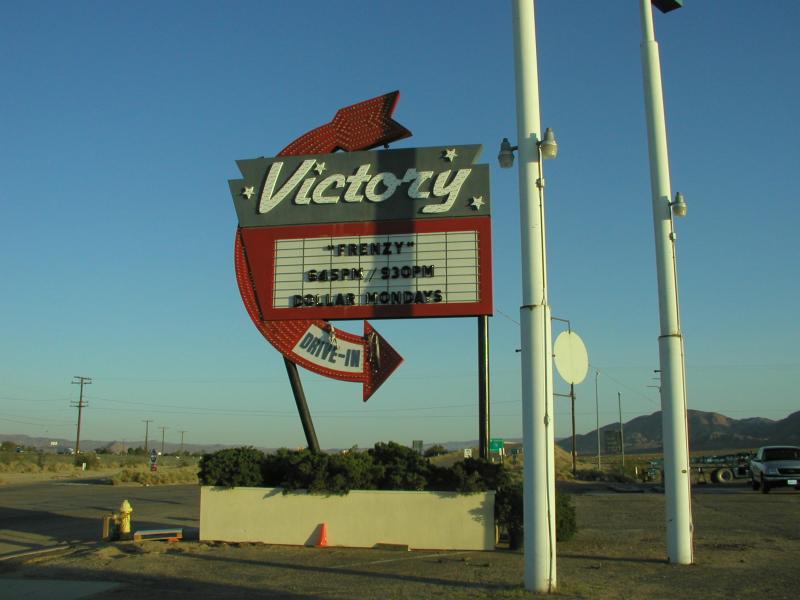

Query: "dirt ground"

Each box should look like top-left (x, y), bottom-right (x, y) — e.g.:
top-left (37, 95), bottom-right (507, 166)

top-left (2, 485), bottom-right (798, 599)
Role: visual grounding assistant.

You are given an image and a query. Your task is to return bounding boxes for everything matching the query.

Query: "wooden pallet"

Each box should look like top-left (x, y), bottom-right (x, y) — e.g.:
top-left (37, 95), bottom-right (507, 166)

top-left (132, 528), bottom-right (183, 542)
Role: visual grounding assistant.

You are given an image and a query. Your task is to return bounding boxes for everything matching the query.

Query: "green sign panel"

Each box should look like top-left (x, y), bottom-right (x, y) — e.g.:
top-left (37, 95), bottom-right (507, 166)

top-left (604, 430), bottom-right (622, 454)
top-left (489, 438), bottom-right (504, 452)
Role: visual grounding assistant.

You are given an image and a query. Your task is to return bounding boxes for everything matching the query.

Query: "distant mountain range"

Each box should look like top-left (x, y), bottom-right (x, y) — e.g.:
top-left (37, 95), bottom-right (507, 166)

top-left (557, 409), bottom-right (800, 454)
top-left (3, 409), bottom-right (797, 456)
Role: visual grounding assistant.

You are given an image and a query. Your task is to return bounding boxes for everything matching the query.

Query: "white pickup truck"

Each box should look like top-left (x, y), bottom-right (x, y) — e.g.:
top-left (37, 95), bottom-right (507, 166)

top-left (749, 446), bottom-right (800, 493)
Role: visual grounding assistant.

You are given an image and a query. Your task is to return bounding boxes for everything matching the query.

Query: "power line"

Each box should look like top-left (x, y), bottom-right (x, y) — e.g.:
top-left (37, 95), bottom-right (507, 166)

top-left (0, 395), bottom-right (71, 404)
top-left (0, 415), bottom-right (74, 427)
top-left (83, 393), bottom-right (521, 415)
top-left (494, 307), bottom-right (520, 325)
top-left (591, 364), bottom-right (659, 406)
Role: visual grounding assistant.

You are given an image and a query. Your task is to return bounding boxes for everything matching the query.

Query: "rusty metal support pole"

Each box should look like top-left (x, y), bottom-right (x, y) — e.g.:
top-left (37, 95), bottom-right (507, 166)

top-left (570, 383), bottom-right (577, 477)
top-left (284, 357), bottom-right (320, 453)
top-left (478, 315), bottom-right (491, 460)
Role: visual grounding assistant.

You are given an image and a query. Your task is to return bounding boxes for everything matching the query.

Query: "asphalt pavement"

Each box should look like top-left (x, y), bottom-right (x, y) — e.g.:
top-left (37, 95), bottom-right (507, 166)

top-left (0, 478), bottom-right (199, 559)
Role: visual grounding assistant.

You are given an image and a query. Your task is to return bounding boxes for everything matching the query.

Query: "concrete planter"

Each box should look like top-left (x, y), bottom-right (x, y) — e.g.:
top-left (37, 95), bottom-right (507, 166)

top-left (200, 486), bottom-right (495, 551)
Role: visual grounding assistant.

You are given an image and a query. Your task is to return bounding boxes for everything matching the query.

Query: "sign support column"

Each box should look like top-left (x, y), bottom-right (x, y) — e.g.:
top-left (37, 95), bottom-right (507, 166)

top-left (284, 357), bottom-right (320, 453)
top-left (478, 315), bottom-right (490, 460)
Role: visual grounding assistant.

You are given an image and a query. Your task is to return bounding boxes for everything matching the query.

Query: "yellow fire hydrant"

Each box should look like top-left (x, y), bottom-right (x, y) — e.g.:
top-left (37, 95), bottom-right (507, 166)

top-left (118, 500), bottom-right (133, 536)
top-left (102, 499), bottom-right (134, 541)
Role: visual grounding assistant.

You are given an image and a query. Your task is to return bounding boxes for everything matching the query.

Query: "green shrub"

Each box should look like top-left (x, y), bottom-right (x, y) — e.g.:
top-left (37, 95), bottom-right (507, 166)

top-left (427, 459), bottom-right (496, 493)
top-left (196, 444), bottom-right (578, 544)
top-left (112, 466), bottom-right (199, 486)
top-left (262, 448), bottom-right (380, 495)
top-left (368, 441), bottom-right (429, 490)
top-left (323, 451), bottom-right (379, 493)
top-left (282, 450), bottom-right (330, 493)
top-left (575, 468), bottom-right (636, 484)
top-left (495, 478), bottom-right (577, 548)
top-left (423, 444), bottom-right (448, 458)
top-left (556, 491), bottom-right (577, 541)
top-left (198, 446), bottom-right (265, 487)
top-left (75, 452), bottom-right (101, 469)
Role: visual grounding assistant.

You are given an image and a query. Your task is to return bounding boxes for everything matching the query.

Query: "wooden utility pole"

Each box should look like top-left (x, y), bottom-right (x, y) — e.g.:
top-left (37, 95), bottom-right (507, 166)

top-left (159, 426), bottom-right (168, 456)
top-left (142, 420), bottom-right (153, 453)
top-left (71, 376), bottom-right (91, 454)
top-left (618, 392), bottom-right (625, 471)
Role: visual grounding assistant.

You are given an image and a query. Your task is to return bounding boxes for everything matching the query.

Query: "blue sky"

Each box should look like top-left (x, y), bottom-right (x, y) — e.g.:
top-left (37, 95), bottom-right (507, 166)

top-left (1, 1), bottom-right (797, 450)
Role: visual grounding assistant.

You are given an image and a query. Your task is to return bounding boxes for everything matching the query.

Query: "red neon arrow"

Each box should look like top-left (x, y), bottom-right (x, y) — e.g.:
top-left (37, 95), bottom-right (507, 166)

top-left (278, 90), bottom-right (411, 157)
top-left (235, 91), bottom-right (409, 400)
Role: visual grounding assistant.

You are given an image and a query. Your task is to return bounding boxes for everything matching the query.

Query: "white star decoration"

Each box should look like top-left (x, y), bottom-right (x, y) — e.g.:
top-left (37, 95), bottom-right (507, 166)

top-left (470, 196), bottom-right (485, 210)
top-left (443, 148), bottom-right (458, 162)
top-left (241, 186), bottom-right (255, 200)
top-left (314, 161), bottom-right (326, 175)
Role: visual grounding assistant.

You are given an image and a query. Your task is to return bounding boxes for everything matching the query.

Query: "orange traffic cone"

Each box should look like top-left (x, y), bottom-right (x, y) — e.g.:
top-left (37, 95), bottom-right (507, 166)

top-left (316, 522), bottom-right (328, 548)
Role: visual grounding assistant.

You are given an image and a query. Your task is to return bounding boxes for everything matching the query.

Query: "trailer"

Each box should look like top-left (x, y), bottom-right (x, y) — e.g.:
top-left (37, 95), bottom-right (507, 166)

top-left (645, 452), bottom-right (754, 484)
top-left (692, 452), bottom-right (753, 484)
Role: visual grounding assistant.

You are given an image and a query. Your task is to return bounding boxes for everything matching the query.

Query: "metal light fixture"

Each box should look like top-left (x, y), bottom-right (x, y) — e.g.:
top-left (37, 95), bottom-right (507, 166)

top-left (539, 127), bottom-right (558, 160)
top-left (498, 128), bottom-right (558, 168)
top-left (670, 192), bottom-right (687, 217)
top-left (652, 0), bottom-right (683, 13)
top-left (498, 137), bottom-right (517, 168)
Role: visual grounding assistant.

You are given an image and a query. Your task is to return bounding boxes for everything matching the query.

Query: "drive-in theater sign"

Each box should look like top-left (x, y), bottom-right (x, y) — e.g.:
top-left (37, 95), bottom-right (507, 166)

top-left (229, 91), bottom-right (492, 423)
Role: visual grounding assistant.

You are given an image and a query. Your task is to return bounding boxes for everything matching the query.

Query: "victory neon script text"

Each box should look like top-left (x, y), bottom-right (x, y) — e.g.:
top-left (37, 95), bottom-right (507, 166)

top-left (257, 160), bottom-right (473, 215)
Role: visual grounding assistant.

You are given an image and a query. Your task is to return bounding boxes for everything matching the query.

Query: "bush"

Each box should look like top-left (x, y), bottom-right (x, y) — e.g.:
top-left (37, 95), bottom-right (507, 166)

top-left (262, 448), bottom-right (380, 495)
top-left (426, 457), bottom-right (507, 493)
top-left (112, 466), bottom-right (198, 486)
top-left (196, 444), bottom-right (578, 544)
top-left (424, 444), bottom-right (448, 458)
top-left (495, 478), bottom-right (524, 548)
top-left (323, 451), bottom-right (379, 493)
top-left (575, 468), bottom-right (637, 484)
top-left (556, 491), bottom-right (577, 541)
top-left (495, 478), bottom-right (577, 548)
top-left (368, 441), bottom-right (429, 490)
top-left (198, 447), bottom-right (265, 487)
top-left (75, 452), bottom-right (101, 470)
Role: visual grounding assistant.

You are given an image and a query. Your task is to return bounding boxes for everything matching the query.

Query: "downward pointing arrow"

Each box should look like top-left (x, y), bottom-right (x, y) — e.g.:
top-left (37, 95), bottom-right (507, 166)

top-left (235, 91), bottom-right (409, 400)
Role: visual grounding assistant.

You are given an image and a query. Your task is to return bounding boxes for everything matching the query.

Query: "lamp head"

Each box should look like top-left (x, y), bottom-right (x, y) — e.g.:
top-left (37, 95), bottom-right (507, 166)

top-left (498, 137), bottom-right (516, 169)
top-left (671, 192), bottom-right (687, 217)
top-left (652, 0), bottom-right (683, 14)
top-left (539, 127), bottom-right (558, 160)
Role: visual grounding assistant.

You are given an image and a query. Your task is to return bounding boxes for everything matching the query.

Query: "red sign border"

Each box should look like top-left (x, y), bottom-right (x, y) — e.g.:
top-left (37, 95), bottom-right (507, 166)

top-left (240, 216), bottom-right (493, 322)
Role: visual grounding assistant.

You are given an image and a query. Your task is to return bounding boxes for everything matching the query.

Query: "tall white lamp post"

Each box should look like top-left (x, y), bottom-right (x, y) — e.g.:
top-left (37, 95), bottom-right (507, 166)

top-left (639, 0), bottom-right (693, 564)
top-left (501, 0), bottom-right (557, 592)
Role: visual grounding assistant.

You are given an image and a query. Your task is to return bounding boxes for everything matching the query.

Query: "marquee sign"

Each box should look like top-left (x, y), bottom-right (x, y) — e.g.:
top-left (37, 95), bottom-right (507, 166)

top-left (239, 217), bottom-right (491, 321)
top-left (231, 145), bottom-right (492, 321)
top-left (230, 91), bottom-right (492, 400)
